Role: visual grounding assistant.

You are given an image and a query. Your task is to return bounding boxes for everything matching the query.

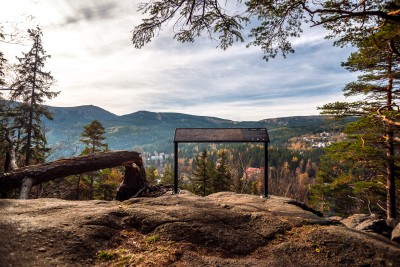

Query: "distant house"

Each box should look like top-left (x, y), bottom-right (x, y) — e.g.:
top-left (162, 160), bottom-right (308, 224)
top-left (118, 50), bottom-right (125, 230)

top-left (312, 141), bottom-right (331, 148)
top-left (244, 167), bottom-right (264, 180)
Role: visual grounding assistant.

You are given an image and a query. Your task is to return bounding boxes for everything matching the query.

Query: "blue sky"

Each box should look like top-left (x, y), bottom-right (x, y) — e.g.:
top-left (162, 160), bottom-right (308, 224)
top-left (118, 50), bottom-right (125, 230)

top-left (0, 0), bottom-right (357, 121)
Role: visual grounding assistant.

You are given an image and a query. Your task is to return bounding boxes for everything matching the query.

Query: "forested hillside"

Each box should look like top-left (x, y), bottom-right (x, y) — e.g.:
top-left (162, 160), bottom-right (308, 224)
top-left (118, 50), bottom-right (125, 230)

top-left (36, 105), bottom-right (353, 211)
top-left (43, 104), bottom-right (352, 158)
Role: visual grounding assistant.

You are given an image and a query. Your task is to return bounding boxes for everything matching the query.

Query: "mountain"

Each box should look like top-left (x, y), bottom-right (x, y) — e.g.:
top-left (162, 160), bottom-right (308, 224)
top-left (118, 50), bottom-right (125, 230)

top-left (42, 105), bottom-right (353, 158)
top-left (48, 105), bottom-right (118, 124)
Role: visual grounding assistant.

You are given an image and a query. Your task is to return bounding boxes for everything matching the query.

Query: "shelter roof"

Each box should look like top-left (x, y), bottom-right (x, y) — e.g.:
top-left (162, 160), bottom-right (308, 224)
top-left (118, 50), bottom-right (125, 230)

top-left (174, 128), bottom-right (269, 143)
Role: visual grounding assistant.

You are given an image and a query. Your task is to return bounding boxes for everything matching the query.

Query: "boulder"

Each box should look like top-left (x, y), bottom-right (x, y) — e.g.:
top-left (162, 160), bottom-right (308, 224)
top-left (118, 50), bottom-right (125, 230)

top-left (327, 216), bottom-right (343, 223)
top-left (392, 223), bottom-right (400, 243)
top-left (341, 214), bottom-right (392, 238)
top-left (341, 214), bottom-right (375, 228)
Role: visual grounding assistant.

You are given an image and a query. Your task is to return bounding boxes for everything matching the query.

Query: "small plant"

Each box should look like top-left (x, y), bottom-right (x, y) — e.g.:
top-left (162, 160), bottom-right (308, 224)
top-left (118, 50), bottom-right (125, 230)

top-left (142, 234), bottom-right (160, 244)
top-left (97, 250), bottom-right (117, 261)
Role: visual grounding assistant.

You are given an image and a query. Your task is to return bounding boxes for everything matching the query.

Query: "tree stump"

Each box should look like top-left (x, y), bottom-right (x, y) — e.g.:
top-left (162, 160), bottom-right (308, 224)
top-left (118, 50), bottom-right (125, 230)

top-left (115, 162), bottom-right (147, 201)
top-left (19, 177), bottom-right (34, 199)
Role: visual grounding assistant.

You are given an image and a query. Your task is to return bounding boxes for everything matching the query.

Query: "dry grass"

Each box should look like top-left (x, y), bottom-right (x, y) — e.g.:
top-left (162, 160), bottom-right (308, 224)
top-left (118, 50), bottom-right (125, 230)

top-left (96, 230), bottom-right (185, 267)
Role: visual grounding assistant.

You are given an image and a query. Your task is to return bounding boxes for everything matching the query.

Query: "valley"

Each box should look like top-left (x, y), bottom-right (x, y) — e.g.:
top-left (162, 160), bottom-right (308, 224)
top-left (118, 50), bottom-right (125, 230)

top-left (44, 104), bottom-right (353, 160)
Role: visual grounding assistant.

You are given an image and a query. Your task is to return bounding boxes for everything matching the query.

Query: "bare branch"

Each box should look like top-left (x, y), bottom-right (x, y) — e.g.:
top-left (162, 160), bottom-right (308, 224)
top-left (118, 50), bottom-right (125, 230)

top-left (376, 104), bottom-right (400, 127)
top-left (302, 4), bottom-right (400, 23)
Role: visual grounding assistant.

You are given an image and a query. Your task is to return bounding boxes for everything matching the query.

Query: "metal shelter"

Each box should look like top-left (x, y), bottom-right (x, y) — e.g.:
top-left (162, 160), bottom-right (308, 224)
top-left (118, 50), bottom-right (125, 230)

top-left (173, 128), bottom-right (270, 197)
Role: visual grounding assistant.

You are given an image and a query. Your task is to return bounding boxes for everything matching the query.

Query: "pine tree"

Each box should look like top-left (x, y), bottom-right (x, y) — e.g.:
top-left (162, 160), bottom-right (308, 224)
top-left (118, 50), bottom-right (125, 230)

top-left (0, 50), bottom-right (7, 172)
top-left (10, 26), bottom-right (58, 166)
top-left (80, 120), bottom-right (108, 154)
top-left (318, 25), bottom-right (400, 223)
top-left (132, 0), bottom-right (400, 62)
top-left (191, 149), bottom-right (214, 196)
top-left (79, 120), bottom-right (108, 199)
top-left (212, 150), bottom-right (232, 193)
top-left (310, 138), bottom-right (386, 216)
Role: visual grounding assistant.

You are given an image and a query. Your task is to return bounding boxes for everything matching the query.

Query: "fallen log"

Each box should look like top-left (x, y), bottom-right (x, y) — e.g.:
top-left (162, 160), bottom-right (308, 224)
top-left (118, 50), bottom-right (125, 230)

top-left (0, 150), bottom-right (144, 198)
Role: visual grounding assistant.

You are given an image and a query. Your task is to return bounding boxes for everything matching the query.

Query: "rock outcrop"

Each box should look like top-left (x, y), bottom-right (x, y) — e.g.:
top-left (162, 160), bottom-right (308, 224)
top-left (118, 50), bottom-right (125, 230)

top-left (341, 213), bottom-right (393, 238)
top-left (392, 223), bottom-right (400, 243)
top-left (0, 192), bottom-right (399, 266)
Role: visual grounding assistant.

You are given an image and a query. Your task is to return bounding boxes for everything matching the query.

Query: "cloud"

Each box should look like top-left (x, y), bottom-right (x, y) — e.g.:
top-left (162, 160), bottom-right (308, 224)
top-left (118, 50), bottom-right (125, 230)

top-left (0, 0), bottom-right (358, 121)
top-left (46, 0), bottom-right (121, 26)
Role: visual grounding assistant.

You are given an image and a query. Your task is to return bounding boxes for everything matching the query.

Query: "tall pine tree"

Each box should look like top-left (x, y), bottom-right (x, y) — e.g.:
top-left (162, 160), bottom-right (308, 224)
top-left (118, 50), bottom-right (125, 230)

top-left (79, 120), bottom-right (108, 199)
top-left (0, 48), bottom-right (7, 172)
top-left (191, 149), bottom-right (215, 196)
top-left (318, 24), bottom-right (400, 224)
top-left (10, 26), bottom-right (58, 166)
top-left (213, 150), bottom-right (232, 193)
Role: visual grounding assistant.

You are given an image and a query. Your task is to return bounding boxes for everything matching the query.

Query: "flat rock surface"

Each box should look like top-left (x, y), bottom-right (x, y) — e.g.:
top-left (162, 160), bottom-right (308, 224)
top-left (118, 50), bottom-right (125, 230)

top-left (0, 191), bottom-right (399, 266)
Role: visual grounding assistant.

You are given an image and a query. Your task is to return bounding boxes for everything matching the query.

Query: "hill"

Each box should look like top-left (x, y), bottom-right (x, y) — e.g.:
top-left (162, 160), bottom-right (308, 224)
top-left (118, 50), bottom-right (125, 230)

top-left (43, 105), bottom-right (354, 158)
top-left (1, 192), bottom-right (399, 266)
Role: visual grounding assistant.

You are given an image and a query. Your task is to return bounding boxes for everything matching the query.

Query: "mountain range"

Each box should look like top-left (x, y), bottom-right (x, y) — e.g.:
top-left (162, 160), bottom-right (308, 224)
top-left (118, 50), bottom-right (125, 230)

top-left (42, 105), bottom-right (353, 159)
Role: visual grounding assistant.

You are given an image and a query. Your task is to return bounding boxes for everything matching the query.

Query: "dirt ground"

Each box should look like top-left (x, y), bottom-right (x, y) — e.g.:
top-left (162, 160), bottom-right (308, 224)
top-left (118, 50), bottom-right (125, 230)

top-left (1, 191), bottom-right (399, 267)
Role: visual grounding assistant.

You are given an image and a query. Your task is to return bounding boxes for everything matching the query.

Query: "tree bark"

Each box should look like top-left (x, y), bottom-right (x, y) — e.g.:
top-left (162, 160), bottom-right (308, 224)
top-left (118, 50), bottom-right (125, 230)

top-left (2, 126), bottom-right (18, 172)
top-left (0, 150), bottom-right (144, 197)
top-left (25, 33), bottom-right (40, 166)
top-left (89, 173), bottom-right (94, 200)
top-left (115, 162), bottom-right (147, 201)
top-left (76, 174), bottom-right (81, 200)
top-left (385, 53), bottom-right (397, 225)
top-left (19, 176), bottom-right (34, 199)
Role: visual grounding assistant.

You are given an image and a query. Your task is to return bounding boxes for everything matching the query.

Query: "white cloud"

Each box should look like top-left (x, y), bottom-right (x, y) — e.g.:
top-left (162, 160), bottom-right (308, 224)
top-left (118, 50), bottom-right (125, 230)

top-left (0, 0), bottom-right (357, 121)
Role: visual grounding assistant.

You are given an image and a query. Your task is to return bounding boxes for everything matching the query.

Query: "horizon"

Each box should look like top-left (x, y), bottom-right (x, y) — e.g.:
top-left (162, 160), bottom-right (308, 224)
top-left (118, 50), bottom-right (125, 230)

top-left (48, 103), bottom-right (326, 122)
top-left (1, 0), bottom-right (356, 121)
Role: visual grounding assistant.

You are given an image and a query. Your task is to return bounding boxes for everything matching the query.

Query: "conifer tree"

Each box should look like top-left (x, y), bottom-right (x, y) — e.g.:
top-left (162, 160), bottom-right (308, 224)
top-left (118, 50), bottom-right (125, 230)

top-left (0, 50), bottom-right (7, 172)
top-left (191, 149), bottom-right (214, 196)
top-left (318, 24), bottom-right (400, 224)
top-left (80, 120), bottom-right (108, 154)
top-left (79, 120), bottom-right (108, 199)
top-left (10, 26), bottom-right (58, 166)
top-left (132, 0), bottom-right (400, 61)
top-left (213, 150), bottom-right (232, 193)
top-left (310, 138), bottom-right (385, 215)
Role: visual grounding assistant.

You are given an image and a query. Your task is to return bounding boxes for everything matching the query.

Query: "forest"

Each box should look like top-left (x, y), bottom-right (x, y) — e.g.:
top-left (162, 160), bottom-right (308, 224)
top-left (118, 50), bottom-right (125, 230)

top-left (0, 0), bottom-right (400, 230)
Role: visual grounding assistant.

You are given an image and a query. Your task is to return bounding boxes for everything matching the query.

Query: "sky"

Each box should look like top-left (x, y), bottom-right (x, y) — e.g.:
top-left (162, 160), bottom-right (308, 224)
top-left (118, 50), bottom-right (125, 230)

top-left (0, 0), bottom-right (357, 121)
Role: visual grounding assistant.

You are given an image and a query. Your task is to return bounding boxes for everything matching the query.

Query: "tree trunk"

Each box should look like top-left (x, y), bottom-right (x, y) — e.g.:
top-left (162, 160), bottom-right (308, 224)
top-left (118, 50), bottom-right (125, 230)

top-left (386, 127), bottom-right (396, 227)
top-left (19, 176), bottom-right (34, 199)
top-left (89, 173), bottom-right (94, 200)
top-left (0, 150), bottom-right (143, 198)
top-left (385, 54), bottom-right (396, 226)
top-left (2, 127), bottom-right (18, 172)
top-left (115, 162), bottom-right (147, 201)
top-left (76, 175), bottom-right (81, 200)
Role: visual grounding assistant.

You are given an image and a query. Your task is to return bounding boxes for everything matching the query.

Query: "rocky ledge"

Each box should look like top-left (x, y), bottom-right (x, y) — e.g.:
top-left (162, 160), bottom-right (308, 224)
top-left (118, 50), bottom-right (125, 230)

top-left (0, 191), bottom-right (399, 266)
